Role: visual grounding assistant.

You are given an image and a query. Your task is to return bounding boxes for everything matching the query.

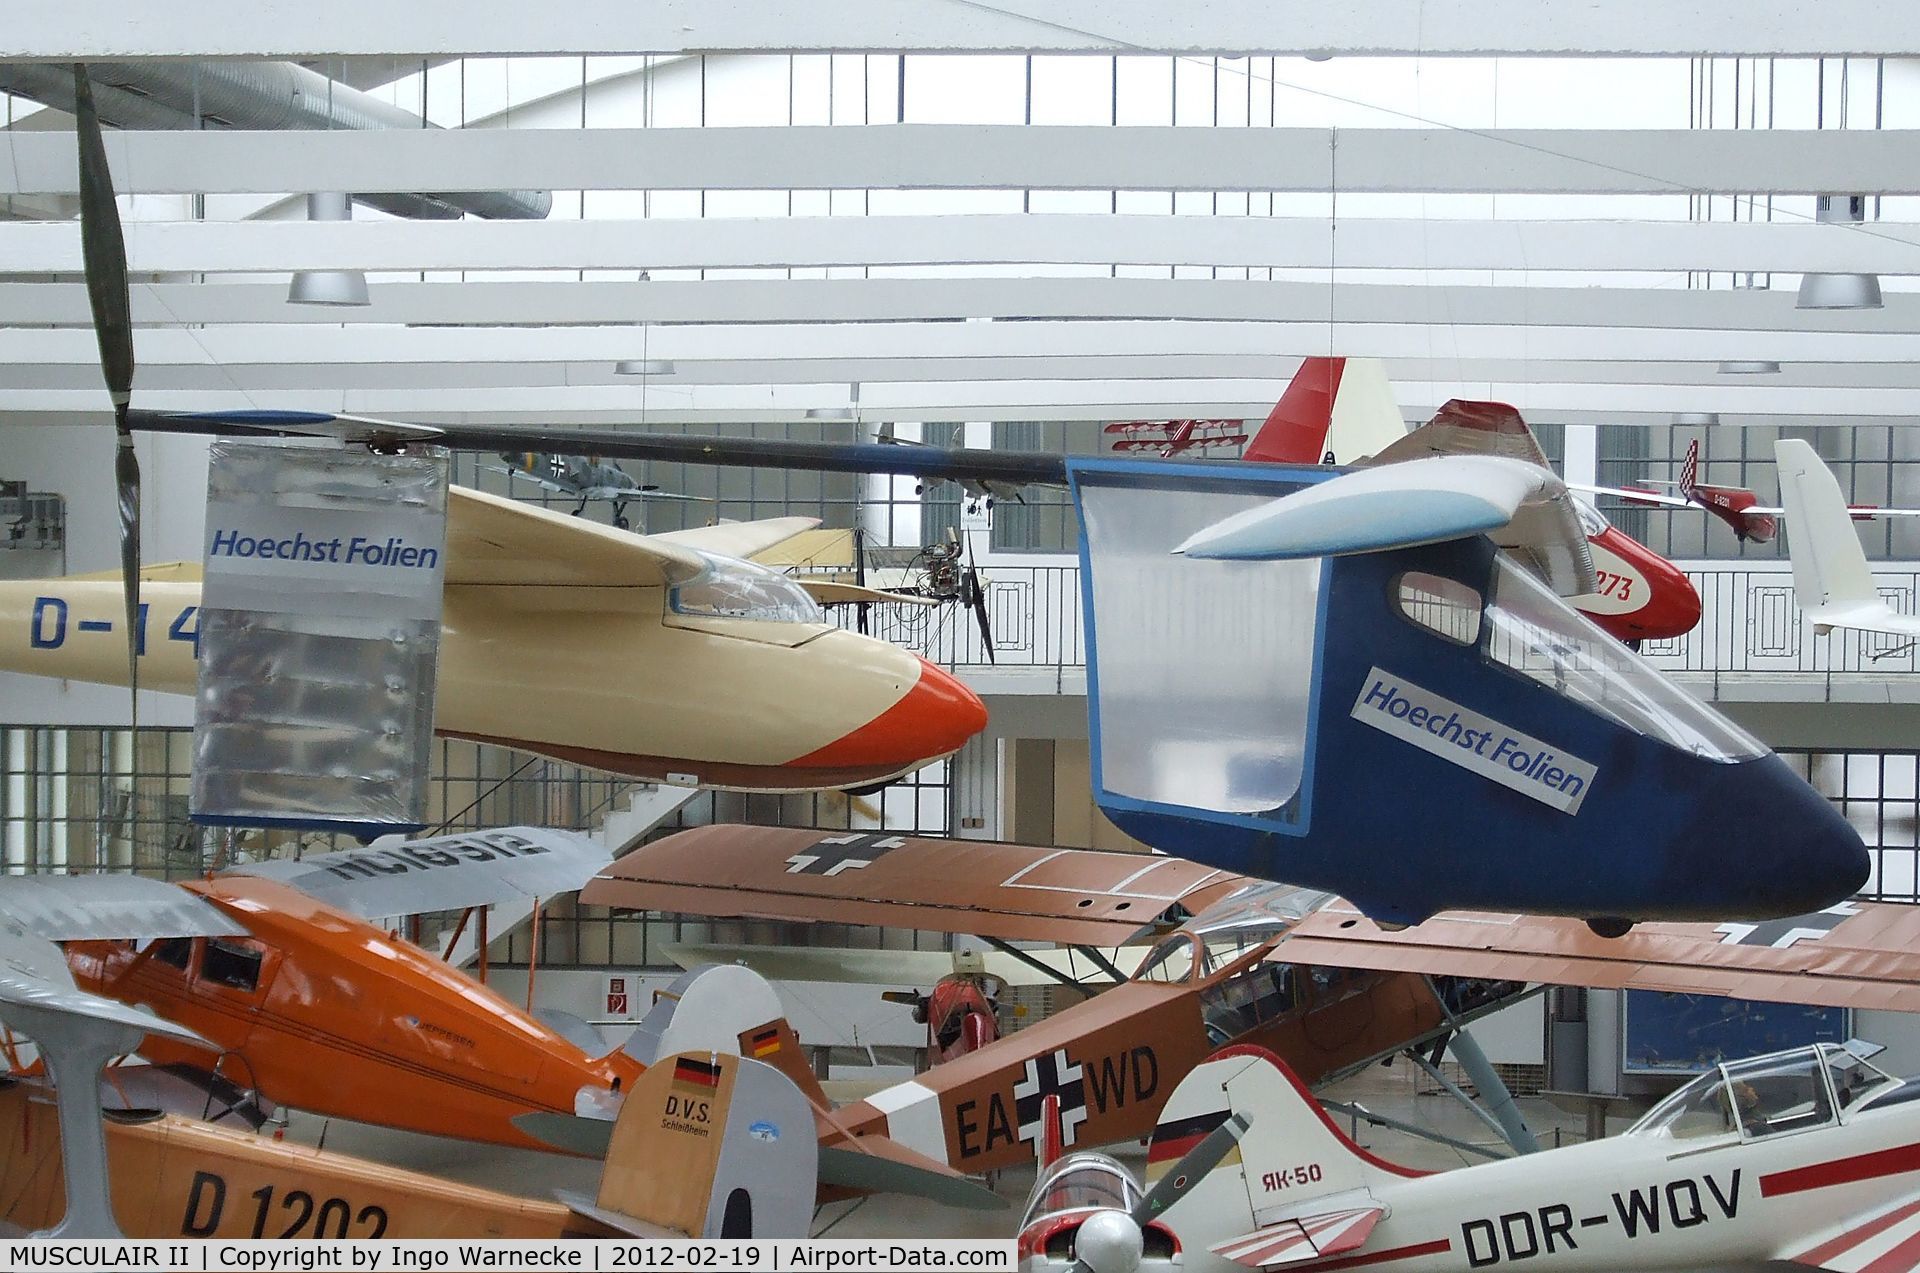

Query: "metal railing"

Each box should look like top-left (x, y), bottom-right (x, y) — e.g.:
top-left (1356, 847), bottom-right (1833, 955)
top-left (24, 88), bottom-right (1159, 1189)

top-left (836, 560), bottom-right (1920, 695)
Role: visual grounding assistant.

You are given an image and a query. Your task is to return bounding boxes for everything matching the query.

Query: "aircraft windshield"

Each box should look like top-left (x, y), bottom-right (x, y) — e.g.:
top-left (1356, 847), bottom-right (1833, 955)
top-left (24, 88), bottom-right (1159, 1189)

top-left (670, 553), bottom-right (825, 624)
top-left (1483, 558), bottom-right (1764, 761)
top-left (1630, 1044), bottom-right (1884, 1142)
top-left (1573, 498), bottom-right (1612, 538)
top-left (1022, 1156), bottom-right (1142, 1229)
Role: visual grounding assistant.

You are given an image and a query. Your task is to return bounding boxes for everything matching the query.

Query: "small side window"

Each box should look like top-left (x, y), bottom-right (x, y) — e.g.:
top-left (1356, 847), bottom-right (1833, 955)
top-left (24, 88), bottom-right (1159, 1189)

top-left (1395, 572), bottom-right (1483, 646)
top-left (201, 939), bottom-right (264, 992)
top-left (150, 937), bottom-right (193, 971)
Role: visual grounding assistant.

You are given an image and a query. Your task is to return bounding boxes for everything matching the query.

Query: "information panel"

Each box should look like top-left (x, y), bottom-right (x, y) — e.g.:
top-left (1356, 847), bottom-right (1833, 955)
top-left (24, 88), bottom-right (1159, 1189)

top-left (1623, 990), bottom-right (1849, 1075)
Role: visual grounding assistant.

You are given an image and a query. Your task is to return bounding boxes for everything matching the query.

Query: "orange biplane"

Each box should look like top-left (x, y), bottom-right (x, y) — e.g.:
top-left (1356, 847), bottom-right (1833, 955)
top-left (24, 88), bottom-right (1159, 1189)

top-left (590, 826), bottom-right (1920, 1178)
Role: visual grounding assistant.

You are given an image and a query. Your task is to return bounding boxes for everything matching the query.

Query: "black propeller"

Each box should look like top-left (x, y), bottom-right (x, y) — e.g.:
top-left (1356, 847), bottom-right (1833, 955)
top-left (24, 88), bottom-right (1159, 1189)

top-left (957, 530), bottom-right (996, 665)
top-left (1068, 1111), bottom-right (1251, 1273)
top-left (71, 65), bottom-right (143, 725)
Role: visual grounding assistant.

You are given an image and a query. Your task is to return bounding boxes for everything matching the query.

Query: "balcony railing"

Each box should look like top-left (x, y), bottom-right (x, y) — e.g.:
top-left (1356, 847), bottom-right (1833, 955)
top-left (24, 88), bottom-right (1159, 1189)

top-left (832, 560), bottom-right (1920, 696)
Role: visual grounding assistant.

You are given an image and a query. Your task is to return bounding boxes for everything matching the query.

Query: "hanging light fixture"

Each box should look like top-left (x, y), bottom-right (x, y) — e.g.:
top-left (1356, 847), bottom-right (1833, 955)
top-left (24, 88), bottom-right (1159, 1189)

top-left (1717, 360), bottom-right (1781, 374)
top-left (615, 359), bottom-right (675, 376)
top-left (806, 383), bottom-right (860, 422)
top-left (1797, 195), bottom-right (1883, 310)
top-left (287, 192), bottom-right (370, 307)
top-left (1673, 411), bottom-right (1721, 426)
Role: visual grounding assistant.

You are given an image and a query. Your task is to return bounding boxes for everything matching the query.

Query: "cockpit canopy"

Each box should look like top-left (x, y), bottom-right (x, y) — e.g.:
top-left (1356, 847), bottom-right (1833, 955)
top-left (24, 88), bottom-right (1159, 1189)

top-left (669, 552), bottom-right (825, 625)
top-left (1135, 882), bottom-right (1333, 984)
top-left (1022, 1153), bottom-right (1142, 1231)
top-left (1630, 1042), bottom-right (1903, 1143)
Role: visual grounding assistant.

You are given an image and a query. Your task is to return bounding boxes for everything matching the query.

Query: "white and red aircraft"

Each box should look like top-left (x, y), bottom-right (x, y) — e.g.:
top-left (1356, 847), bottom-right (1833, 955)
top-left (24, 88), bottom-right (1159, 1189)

top-left (1237, 358), bottom-right (1701, 646)
top-left (1024, 1041), bottom-right (1920, 1273)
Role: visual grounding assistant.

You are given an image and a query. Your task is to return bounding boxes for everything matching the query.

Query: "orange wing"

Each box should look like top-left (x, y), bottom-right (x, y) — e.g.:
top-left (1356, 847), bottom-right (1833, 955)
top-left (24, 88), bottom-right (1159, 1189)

top-left (1278, 900), bottom-right (1920, 1012)
top-left (583, 825), bottom-right (1244, 945)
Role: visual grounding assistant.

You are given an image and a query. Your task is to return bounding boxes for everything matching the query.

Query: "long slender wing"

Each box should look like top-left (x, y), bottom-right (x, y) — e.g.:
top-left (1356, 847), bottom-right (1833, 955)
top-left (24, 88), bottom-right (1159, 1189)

top-left (1178, 453), bottom-right (1595, 597)
top-left (1279, 900), bottom-right (1920, 1012)
top-left (1570, 482), bottom-right (1694, 509)
top-left (660, 941), bottom-right (1147, 986)
top-left (1785, 1191), bottom-right (1920, 1270)
top-left (227, 827), bottom-right (609, 918)
top-left (445, 486), bottom-right (708, 587)
top-left (652, 517), bottom-right (822, 560)
top-left (582, 826), bottom-right (1246, 945)
top-left (487, 465), bottom-right (572, 496)
top-left (0, 875), bottom-right (245, 942)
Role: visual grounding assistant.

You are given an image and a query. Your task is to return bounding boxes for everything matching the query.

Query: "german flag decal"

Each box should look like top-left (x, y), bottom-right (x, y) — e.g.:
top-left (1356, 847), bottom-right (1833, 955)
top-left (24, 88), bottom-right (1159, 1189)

top-left (749, 1027), bottom-right (782, 1058)
top-left (673, 1056), bottom-right (723, 1089)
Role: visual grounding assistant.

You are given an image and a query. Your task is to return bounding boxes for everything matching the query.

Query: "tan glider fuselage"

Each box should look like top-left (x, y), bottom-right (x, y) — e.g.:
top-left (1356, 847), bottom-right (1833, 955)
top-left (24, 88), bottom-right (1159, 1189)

top-left (0, 576), bottom-right (984, 791)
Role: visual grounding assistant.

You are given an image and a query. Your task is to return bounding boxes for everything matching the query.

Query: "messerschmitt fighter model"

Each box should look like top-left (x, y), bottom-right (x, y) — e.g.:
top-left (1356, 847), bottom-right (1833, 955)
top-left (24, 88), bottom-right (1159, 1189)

top-left (589, 826), bottom-right (1920, 1180)
top-left (1033, 1041), bottom-right (1920, 1273)
top-left (489, 451), bottom-right (711, 528)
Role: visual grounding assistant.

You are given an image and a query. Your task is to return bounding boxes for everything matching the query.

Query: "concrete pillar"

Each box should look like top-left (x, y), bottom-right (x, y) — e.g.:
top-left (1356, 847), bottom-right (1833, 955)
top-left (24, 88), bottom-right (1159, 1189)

top-left (1002, 737), bottom-right (1056, 845)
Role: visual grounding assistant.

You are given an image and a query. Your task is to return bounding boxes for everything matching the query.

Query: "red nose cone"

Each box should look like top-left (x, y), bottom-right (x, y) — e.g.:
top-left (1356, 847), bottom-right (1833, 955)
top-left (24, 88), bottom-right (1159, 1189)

top-left (791, 658), bottom-right (988, 770)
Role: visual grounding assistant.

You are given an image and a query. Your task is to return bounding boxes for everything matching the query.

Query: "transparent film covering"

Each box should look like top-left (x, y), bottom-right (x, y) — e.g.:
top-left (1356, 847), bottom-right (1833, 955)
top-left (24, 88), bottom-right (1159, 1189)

top-left (1483, 558), bottom-right (1765, 761)
top-left (671, 552), bottom-right (825, 624)
top-left (1079, 475), bottom-right (1323, 818)
top-left (193, 442), bottom-right (449, 831)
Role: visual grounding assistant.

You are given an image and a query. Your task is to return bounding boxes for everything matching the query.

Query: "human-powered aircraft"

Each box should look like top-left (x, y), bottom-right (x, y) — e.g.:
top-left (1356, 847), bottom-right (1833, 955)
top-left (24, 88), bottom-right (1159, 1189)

top-left (587, 826), bottom-right (1920, 1178)
top-left (1032, 1041), bottom-right (1920, 1273)
top-left (53, 62), bottom-right (1862, 927)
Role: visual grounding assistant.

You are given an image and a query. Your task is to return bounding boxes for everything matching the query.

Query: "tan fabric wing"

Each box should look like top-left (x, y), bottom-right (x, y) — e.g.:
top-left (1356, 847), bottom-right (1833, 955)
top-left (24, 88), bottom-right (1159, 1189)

top-left (445, 486), bottom-right (709, 588)
top-left (746, 527), bottom-right (856, 569)
top-left (653, 516), bottom-right (822, 561)
top-left (1280, 902), bottom-right (1920, 1013)
top-left (584, 825), bottom-right (1246, 945)
top-left (796, 580), bottom-right (942, 607)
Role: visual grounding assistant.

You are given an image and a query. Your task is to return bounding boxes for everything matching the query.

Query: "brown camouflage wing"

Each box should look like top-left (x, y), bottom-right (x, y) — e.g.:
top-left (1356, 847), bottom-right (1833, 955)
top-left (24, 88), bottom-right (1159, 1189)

top-left (584, 825), bottom-right (1245, 945)
top-left (1280, 900), bottom-right (1920, 1012)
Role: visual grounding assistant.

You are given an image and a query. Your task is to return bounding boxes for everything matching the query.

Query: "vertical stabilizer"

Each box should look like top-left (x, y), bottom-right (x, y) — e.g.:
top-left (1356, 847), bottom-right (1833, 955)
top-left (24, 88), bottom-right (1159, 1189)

top-left (573, 1050), bottom-right (817, 1239)
top-left (1245, 358), bottom-right (1406, 466)
top-left (1679, 438), bottom-right (1700, 496)
top-left (1775, 439), bottom-right (1879, 616)
top-left (1153, 1047), bottom-right (1413, 1228)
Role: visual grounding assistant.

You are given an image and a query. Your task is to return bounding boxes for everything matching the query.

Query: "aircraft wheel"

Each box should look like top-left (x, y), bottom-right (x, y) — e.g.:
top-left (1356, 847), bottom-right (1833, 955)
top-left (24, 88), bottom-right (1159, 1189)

top-left (1586, 916), bottom-right (1633, 939)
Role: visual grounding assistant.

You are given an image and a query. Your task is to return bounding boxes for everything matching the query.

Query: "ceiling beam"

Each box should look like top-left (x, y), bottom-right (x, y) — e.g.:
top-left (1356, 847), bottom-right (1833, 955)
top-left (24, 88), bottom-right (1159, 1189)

top-left (13, 317), bottom-right (1920, 366)
top-left (6, 277), bottom-right (1915, 333)
top-left (7, 215), bottom-right (1920, 276)
top-left (12, 1), bottom-right (1917, 58)
top-left (5, 378), bottom-right (1917, 422)
top-left (7, 127), bottom-right (1920, 197)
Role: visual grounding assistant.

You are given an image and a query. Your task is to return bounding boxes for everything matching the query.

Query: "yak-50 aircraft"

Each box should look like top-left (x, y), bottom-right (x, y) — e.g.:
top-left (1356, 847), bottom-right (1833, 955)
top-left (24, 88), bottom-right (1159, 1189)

top-left (1033, 1041), bottom-right (1920, 1273)
top-left (584, 826), bottom-right (1920, 1180)
top-left (53, 60), bottom-right (1864, 927)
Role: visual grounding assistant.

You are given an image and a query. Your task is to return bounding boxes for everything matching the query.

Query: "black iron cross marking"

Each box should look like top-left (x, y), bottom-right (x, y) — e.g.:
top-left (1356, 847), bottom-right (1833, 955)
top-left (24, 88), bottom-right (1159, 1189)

top-left (784, 833), bottom-right (908, 877)
top-left (1014, 1047), bottom-right (1088, 1152)
top-left (1715, 901), bottom-right (1860, 949)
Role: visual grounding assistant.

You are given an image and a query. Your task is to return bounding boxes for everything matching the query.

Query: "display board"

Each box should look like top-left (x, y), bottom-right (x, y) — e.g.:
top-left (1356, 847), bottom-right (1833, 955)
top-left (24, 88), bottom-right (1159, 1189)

top-left (1622, 990), bottom-right (1849, 1074)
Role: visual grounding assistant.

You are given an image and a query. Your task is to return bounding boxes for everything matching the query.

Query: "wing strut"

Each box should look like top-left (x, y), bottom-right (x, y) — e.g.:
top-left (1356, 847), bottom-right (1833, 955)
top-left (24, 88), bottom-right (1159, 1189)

top-left (1414, 974), bottom-right (1539, 1155)
top-left (978, 936), bottom-right (1122, 993)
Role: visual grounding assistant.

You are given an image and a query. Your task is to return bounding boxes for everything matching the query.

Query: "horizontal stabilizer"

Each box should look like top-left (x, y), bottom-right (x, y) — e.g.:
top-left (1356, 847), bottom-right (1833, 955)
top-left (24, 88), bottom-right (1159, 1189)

top-left (819, 1139), bottom-right (1005, 1211)
top-left (0, 874), bottom-right (245, 944)
top-left (1212, 1207), bottom-right (1384, 1268)
top-left (1176, 454), bottom-right (1595, 596)
top-left (228, 826), bottom-right (610, 919)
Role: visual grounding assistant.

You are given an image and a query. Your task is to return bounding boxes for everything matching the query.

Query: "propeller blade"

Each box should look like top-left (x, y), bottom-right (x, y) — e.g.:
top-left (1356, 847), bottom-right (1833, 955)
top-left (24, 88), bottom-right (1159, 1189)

top-left (967, 567), bottom-right (995, 664)
top-left (1131, 1111), bottom-right (1250, 1225)
top-left (72, 64), bottom-right (143, 721)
